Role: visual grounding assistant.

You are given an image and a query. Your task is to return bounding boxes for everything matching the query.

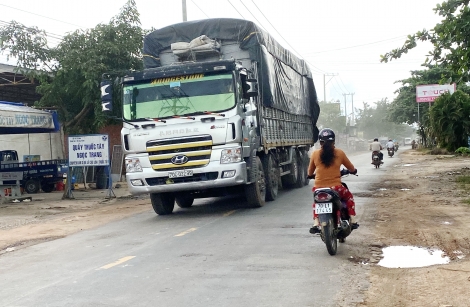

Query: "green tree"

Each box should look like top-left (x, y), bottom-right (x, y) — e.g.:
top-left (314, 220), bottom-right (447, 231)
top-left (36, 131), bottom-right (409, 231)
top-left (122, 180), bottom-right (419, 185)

top-left (381, 0), bottom-right (470, 82)
top-left (429, 90), bottom-right (470, 150)
top-left (355, 99), bottom-right (412, 140)
top-left (0, 0), bottom-right (143, 134)
top-left (317, 101), bottom-right (346, 133)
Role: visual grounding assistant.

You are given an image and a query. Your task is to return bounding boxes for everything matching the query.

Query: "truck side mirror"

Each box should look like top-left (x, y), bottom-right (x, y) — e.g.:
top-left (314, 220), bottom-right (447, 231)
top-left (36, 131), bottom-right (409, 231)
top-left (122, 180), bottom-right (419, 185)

top-left (244, 79), bottom-right (258, 98)
top-left (100, 80), bottom-right (113, 112)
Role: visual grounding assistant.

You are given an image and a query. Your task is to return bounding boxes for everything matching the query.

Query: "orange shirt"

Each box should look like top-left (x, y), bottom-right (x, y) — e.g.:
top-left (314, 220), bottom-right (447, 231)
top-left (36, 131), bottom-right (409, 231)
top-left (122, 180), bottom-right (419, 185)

top-left (308, 147), bottom-right (355, 188)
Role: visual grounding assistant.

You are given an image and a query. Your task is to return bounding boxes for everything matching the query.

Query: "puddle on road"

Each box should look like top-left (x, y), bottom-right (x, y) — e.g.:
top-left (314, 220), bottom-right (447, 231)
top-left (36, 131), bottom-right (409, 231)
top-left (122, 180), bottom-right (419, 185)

top-left (400, 188), bottom-right (411, 191)
top-left (402, 164), bottom-right (416, 167)
top-left (378, 188), bottom-right (387, 191)
top-left (377, 246), bottom-right (449, 268)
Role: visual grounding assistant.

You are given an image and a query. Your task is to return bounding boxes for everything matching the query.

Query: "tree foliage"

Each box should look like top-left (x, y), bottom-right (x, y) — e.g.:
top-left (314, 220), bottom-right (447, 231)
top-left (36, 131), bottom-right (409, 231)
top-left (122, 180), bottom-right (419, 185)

top-left (317, 101), bottom-right (346, 133)
top-left (0, 0), bottom-right (144, 134)
top-left (381, 0), bottom-right (470, 82)
top-left (429, 90), bottom-right (470, 151)
top-left (355, 99), bottom-right (413, 140)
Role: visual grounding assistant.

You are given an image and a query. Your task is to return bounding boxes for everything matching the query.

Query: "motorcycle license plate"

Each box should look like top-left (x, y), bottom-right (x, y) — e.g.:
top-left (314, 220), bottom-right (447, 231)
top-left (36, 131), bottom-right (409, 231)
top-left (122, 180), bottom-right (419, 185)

top-left (373, 155), bottom-right (379, 159)
top-left (168, 170), bottom-right (193, 178)
top-left (315, 202), bottom-right (333, 214)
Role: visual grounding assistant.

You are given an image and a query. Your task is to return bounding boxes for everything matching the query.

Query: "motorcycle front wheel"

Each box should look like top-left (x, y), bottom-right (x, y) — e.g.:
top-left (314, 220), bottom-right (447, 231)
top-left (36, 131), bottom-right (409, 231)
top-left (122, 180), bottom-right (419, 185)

top-left (322, 218), bottom-right (338, 255)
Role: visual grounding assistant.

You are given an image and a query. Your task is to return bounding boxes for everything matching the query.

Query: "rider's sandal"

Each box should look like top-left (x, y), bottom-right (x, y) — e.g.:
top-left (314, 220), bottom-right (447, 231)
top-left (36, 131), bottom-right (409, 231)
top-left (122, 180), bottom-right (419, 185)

top-left (351, 223), bottom-right (360, 230)
top-left (309, 226), bottom-right (321, 234)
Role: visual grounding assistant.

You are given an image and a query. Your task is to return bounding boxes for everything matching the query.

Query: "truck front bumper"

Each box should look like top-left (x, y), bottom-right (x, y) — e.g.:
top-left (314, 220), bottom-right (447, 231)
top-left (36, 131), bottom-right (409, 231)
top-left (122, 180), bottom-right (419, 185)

top-left (126, 161), bottom-right (247, 195)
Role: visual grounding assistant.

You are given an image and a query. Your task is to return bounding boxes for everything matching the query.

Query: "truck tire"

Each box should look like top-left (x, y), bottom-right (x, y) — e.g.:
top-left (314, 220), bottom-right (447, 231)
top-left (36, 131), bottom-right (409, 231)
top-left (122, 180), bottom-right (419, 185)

top-left (245, 156), bottom-right (266, 207)
top-left (175, 195), bottom-right (194, 208)
top-left (24, 179), bottom-right (40, 194)
top-left (150, 193), bottom-right (175, 215)
top-left (301, 151), bottom-right (310, 186)
top-left (41, 182), bottom-right (55, 193)
top-left (262, 154), bottom-right (278, 201)
top-left (281, 153), bottom-right (299, 188)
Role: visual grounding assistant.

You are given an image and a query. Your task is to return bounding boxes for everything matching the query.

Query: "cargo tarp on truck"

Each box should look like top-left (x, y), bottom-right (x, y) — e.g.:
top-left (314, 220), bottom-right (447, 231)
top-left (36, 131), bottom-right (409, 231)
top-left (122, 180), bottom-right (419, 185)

top-left (143, 18), bottom-right (320, 128)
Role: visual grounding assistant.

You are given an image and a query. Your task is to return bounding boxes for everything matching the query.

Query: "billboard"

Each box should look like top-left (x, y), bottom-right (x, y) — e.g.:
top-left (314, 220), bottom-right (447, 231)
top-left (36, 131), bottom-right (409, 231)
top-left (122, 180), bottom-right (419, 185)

top-left (416, 84), bottom-right (456, 103)
top-left (68, 134), bottom-right (110, 167)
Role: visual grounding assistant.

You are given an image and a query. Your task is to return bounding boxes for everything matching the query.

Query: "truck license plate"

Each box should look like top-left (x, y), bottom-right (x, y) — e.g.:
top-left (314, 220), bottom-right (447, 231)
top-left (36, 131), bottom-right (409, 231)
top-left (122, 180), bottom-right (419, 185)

top-left (315, 202), bottom-right (333, 214)
top-left (168, 170), bottom-right (193, 178)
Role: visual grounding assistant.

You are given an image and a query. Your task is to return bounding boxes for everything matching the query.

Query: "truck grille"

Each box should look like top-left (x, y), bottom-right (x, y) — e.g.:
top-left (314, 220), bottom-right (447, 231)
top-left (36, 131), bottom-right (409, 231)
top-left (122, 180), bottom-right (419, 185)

top-left (147, 135), bottom-right (212, 171)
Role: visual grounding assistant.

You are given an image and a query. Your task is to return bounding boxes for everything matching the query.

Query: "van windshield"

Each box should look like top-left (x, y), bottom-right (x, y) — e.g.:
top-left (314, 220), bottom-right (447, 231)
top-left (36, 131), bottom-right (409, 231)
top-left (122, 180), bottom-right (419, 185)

top-left (123, 73), bottom-right (235, 120)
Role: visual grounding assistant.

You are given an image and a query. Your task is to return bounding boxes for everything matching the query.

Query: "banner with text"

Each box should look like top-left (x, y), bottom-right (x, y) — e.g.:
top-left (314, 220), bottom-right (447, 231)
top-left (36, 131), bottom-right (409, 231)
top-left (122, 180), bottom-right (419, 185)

top-left (68, 134), bottom-right (110, 167)
top-left (416, 84), bottom-right (456, 103)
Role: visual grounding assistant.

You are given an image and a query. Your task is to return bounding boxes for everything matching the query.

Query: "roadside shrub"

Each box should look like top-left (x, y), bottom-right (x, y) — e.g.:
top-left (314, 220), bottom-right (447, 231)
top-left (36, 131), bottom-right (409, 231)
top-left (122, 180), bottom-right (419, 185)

top-left (430, 147), bottom-right (449, 155)
top-left (456, 175), bottom-right (470, 184)
top-left (455, 147), bottom-right (470, 155)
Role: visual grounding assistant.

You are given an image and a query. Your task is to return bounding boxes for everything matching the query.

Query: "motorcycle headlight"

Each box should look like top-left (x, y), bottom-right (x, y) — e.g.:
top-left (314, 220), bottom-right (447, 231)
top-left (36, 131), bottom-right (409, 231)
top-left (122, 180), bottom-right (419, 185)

top-left (125, 158), bottom-right (143, 173)
top-left (220, 147), bottom-right (242, 164)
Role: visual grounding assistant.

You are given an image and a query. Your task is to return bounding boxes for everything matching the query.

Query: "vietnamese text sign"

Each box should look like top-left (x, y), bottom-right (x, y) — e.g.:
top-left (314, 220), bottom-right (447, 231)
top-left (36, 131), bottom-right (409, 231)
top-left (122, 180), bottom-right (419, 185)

top-left (68, 134), bottom-right (110, 167)
top-left (416, 84), bottom-right (456, 103)
top-left (0, 110), bottom-right (54, 128)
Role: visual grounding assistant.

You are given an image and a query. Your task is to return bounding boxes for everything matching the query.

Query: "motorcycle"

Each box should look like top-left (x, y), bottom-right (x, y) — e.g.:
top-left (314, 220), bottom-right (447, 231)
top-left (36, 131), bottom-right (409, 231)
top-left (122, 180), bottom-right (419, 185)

top-left (388, 147), bottom-right (394, 157)
top-left (394, 144), bottom-right (399, 151)
top-left (310, 169), bottom-right (358, 255)
top-left (372, 151), bottom-right (381, 168)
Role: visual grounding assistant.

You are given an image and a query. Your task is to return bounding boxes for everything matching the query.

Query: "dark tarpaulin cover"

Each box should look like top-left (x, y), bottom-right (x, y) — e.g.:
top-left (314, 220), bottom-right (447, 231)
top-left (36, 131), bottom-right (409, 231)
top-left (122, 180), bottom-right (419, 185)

top-left (143, 18), bottom-right (319, 124)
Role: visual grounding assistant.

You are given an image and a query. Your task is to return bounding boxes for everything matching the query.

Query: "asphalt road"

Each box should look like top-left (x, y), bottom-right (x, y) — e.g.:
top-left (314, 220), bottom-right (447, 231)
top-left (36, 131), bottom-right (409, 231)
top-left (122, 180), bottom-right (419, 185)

top-left (0, 148), bottom-right (404, 307)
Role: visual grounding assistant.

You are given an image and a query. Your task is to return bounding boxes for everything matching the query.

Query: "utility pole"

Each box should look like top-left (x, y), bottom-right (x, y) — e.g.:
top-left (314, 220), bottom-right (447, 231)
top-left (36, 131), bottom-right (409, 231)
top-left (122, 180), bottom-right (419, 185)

top-left (350, 92), bottom-right (355, 125)
top-left (182, 0), bottom-right (187, 21)
top-left (323, 73), bottom-right (337, 102)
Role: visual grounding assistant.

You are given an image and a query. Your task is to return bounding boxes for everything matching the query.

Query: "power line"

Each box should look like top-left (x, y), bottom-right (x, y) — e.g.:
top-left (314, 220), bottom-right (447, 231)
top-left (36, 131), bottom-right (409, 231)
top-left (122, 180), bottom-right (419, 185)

top-left (239, 1), bottom-right (268, 32)
top-left (0, 4), bottom-right (84, 28)
top-left (227, 0), bottom-right (246, 19)
top-left (0, 20), bottom-right (64, 41)
top-left (303, 35), bottom-right (408, 55)
top-left (190, 0), bottom-right (210, 18)
top-left (246, 1), bottom-right (325, 74)
top-left (338, 75), bottom-right (350, 93)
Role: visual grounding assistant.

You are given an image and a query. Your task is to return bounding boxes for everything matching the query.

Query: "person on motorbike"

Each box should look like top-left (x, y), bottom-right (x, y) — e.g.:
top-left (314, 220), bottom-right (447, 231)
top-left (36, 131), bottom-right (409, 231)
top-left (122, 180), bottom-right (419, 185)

top-left (370, 138), bottom-right (383, 163)
top-left (307, 128), bottom-right (358, 234)
top-left (386, 139), bottom-right (395, 150)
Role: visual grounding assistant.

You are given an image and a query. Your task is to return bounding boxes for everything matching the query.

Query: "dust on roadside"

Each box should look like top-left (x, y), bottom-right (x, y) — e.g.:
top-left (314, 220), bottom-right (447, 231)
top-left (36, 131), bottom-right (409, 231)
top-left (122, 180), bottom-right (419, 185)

top-left (0, 185), bottom-right (151, 254)
top-left (349, 150), bottom-right (470, 307)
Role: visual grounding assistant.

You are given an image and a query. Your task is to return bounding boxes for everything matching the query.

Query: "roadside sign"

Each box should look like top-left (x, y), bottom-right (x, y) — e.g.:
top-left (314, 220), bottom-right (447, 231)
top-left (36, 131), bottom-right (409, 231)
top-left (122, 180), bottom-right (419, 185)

top-left (68, 134), bottom-right (110, 167)
top-left (416, 84), bottom-right (456, 103)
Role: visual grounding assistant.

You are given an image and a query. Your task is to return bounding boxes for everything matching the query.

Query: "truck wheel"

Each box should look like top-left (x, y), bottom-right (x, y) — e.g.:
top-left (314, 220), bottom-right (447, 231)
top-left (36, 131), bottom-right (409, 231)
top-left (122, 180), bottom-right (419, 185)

top-left (262, 154), bottom-right (278, 201)
top-left (41, 183), bottom-right (55, 193)
top-left (24, 179), bottom-right (40, 194)
top-left (281, 153), bottom-right (299, 188)
top-left (245, 156), bottom-right (266, 207)
top-left (150, 193), bottom-right (175, 215)
top-left (175, 195), bottom-right (194, 208)
top-left (301, 151), bottom-right (310, 186)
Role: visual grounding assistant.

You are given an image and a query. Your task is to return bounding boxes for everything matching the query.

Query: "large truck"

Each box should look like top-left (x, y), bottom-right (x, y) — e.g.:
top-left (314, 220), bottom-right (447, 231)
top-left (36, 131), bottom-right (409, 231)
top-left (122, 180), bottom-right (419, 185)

top-left (101, 18), bottom-right (320, 215)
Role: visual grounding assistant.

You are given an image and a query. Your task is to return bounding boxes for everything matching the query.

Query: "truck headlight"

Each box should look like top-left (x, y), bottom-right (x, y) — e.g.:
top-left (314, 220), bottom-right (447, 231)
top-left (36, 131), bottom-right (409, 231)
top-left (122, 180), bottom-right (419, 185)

top-left (126, 158), bottom-right (143, 173)
top-left (220, 147), bottom-right (242, 164)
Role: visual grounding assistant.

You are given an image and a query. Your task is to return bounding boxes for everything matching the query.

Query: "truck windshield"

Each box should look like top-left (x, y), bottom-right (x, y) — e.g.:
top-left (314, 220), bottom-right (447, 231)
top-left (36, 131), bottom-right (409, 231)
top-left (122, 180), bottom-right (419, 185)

top-left (123, 72), bottom-right (235, 120)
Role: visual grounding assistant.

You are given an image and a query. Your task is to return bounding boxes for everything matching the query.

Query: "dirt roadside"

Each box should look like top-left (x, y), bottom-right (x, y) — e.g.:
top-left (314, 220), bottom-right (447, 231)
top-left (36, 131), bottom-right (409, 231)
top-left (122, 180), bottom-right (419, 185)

top-left (353, 150), bottom-right (470, 307)
top-left (1, 150), bottom-right (470, 306)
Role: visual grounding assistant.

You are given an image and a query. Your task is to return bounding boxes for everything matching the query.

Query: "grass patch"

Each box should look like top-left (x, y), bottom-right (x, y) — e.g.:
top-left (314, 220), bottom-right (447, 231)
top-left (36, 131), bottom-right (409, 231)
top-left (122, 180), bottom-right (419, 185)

top-left (430, 147), bottom-right (450, 155)
top-left (463, 199), bottom-right (470, 205)
top-left (456, 175), bottom-right (470, 184)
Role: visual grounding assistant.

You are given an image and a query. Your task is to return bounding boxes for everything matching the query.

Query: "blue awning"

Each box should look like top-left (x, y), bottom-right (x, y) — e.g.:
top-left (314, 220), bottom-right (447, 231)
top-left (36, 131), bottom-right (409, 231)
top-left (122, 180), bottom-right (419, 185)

top-left (0, 101), bottom-right (60, 134)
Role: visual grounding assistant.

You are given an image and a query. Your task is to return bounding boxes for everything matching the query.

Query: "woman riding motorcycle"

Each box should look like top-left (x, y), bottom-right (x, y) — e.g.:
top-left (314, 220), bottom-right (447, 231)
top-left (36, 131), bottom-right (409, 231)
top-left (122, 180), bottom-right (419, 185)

top-left (308, 128), bottom-right (359, 233)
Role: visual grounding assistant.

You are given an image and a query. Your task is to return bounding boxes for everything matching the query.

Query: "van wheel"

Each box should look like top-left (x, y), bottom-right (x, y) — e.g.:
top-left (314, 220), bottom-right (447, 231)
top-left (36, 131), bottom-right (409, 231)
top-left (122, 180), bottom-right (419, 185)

top-left (245, 157), bottom-right (266, 207)
top-left (24, 179), bottom-right (40, 194)
top-left (262, 154), bottom-right (278, 201)
top-left (150, 193), bottom-right (175, 215)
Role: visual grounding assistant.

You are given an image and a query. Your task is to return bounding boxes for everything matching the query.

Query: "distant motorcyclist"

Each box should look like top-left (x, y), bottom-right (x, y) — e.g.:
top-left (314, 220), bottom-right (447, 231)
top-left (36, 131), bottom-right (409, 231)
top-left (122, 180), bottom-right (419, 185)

top-left (370, 138), bottom-right (383, 164)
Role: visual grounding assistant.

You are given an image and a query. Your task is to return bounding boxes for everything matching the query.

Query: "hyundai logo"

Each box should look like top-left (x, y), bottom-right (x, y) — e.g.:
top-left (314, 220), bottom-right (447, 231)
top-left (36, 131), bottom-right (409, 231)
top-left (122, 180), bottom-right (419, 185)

top-left (171, 155), bottom-right (189, 165)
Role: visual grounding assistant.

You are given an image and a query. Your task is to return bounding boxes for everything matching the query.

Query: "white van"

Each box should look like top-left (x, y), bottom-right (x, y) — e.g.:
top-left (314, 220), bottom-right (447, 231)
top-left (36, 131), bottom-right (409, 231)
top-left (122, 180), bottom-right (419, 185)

top-left (404, 138), bottom-right (412, 145)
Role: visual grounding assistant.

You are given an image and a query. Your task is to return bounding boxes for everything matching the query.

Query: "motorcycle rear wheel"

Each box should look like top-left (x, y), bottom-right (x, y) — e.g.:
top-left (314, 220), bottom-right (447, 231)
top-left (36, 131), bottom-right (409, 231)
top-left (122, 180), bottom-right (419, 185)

top-left (323, 218), bottom-right (338, 255)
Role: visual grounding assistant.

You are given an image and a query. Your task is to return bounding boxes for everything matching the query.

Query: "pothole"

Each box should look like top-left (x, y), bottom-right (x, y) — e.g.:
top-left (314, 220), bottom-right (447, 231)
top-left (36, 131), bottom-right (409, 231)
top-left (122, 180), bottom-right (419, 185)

top-left (377, 246), bottom-right (450, 268)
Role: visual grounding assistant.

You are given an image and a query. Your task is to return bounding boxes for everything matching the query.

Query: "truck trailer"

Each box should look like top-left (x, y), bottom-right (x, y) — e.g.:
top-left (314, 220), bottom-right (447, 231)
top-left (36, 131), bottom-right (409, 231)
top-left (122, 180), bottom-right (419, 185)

top-left (101, 18), bottom-right (320, 215)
